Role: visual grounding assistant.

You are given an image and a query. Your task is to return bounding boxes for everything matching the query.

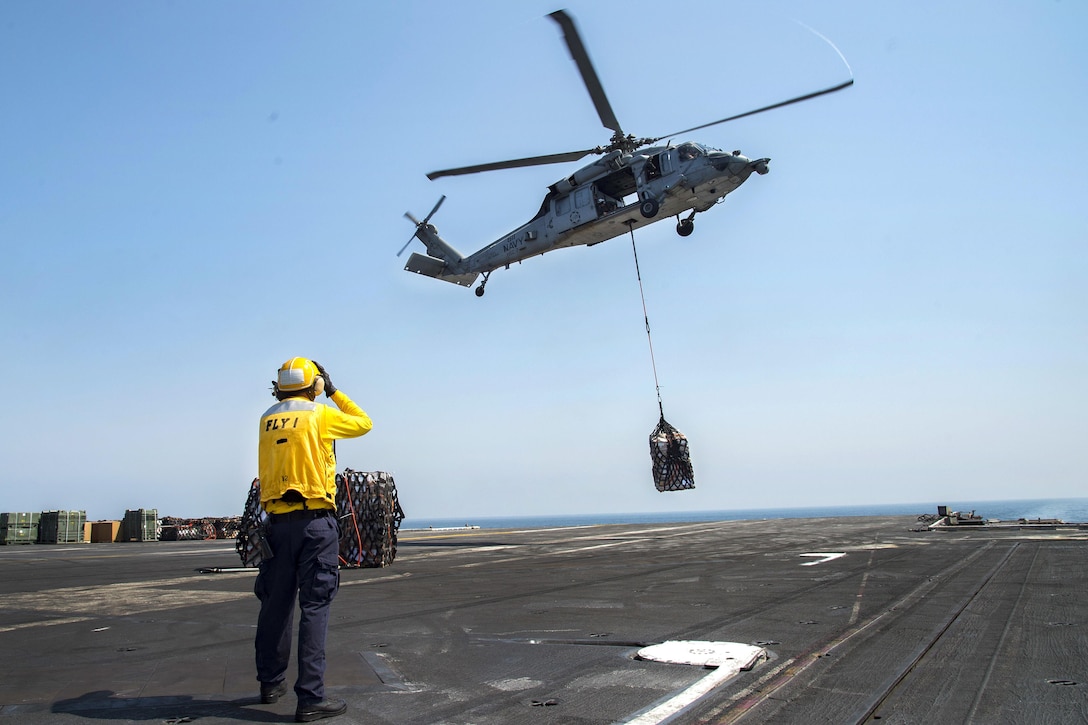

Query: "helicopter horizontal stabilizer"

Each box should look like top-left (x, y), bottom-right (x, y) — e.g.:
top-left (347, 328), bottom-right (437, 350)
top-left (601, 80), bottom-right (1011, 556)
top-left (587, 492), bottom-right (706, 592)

top-left (404, 252), bottom-right (479, 288)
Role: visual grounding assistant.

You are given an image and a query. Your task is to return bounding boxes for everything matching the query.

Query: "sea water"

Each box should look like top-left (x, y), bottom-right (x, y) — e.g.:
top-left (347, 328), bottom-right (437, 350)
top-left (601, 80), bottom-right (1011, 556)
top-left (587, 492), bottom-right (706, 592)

top-left (400, 498), bottom-right (1088, 531)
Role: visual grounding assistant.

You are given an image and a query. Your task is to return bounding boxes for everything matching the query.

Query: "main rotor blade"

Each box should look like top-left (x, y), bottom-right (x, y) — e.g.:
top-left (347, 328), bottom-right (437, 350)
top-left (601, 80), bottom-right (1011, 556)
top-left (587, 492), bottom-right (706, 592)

top-left (426, 148), bottom-right (599, 180)
top-left (651, 79), bottom-right (854, 140)
top-left (548, 10), bottom-right (623, 135)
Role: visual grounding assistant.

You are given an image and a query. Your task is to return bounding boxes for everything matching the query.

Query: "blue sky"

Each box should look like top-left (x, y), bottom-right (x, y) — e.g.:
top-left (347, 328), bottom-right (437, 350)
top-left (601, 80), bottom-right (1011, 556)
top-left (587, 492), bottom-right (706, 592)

top-left (1, 0), bottom-right (1085, 521)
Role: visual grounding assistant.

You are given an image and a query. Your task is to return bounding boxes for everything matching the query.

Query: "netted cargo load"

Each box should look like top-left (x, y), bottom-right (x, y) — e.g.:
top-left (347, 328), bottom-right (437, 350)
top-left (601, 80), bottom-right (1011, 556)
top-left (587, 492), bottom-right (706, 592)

top-left (649, 416), bottom-right (695, 492)
top-left (216, 518), bottom-right (241, 539)
top-left (336, 469), bottom-right (405, 568)
top-left (236, 479), bottom-right (268, 567)
top-left (236, 471), bottom-right (405, 568)
top-left (160, 516), bottom-right (242, 541)
top-left (161, 522), bottom-right (213, 541)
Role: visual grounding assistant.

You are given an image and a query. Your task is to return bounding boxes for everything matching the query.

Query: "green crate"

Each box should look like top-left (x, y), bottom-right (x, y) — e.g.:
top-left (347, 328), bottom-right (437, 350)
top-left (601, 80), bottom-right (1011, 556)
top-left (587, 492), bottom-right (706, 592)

top-left (0, 525), bottom-right (37, 544)
top-left (121, 509), bottom-right (158, 542)
top-left (38, 510), bottom-right (86, 544)
top-left (0, 512), bottom-right (39, 528)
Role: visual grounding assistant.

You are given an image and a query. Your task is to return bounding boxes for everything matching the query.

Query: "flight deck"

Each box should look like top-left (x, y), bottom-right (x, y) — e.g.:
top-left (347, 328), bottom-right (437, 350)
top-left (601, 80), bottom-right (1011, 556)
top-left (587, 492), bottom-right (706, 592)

top-left (0, 516), bottom-right (1084, 724)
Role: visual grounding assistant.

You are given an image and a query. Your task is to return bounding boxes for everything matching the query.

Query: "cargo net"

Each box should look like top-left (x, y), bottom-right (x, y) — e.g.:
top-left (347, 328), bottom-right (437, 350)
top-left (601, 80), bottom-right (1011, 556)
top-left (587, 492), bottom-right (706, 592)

top-left (236, 472), bottom-right (405, 569)
top-left (236, 479), bottom-right (268, 567)
top-left (336, 469), bottom-right (405, 569)
top-left (161, 516), bottom-right (241, 541)
top-left (649, 416), bottom-right (695, 492)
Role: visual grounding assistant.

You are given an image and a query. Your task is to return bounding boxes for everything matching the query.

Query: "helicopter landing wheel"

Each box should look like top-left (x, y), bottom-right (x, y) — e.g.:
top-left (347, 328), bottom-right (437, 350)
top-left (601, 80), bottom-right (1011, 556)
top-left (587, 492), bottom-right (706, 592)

top-left (677, 218), bottom-right (694, 237)
top-left (475, 271), bottom-right (491, 297)
top-left (639, 199), bottom-right (660, 219)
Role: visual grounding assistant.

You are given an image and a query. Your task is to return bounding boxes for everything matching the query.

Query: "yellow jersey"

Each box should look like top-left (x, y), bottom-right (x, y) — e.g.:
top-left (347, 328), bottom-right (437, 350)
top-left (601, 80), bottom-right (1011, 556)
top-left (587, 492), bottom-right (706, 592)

top-left (258, 390), bottom-right (372, 513)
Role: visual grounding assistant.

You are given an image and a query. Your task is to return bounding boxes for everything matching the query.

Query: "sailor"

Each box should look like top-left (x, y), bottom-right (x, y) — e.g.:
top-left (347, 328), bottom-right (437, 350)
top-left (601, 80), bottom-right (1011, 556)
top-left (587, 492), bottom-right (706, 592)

top-left (255, 357), bottom-right (372, 722)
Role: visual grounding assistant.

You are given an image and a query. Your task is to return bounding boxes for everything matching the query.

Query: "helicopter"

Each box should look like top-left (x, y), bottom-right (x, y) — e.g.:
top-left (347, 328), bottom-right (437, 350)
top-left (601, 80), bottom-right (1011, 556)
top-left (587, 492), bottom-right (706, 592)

top-left (400, 10), bottom-right (852, 297)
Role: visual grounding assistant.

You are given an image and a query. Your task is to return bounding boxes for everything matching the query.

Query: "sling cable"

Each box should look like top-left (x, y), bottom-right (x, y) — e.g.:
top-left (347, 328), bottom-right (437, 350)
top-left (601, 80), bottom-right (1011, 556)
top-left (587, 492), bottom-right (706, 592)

top-left (626, 221), bottom-right (695, 492)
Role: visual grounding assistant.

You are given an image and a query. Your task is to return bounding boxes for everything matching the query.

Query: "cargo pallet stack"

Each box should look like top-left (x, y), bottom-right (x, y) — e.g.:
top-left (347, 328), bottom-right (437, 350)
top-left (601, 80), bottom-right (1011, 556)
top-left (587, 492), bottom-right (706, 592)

top-left (38, 510), bottom-right (86, 544)
top-left (120, 509), bottom-right (159, 542)
top-left (0, 512), bottom-right (40, 545)
top-left (160, 516), bottom-right (243, 541)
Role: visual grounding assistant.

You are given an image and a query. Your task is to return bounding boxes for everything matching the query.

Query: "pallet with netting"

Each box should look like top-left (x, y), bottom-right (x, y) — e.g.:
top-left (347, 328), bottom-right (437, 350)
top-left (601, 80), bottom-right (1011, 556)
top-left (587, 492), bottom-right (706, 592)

top-left (336, 469), bottom-right (405, 568)
top-left (236, 471), bottom-right (405, 568)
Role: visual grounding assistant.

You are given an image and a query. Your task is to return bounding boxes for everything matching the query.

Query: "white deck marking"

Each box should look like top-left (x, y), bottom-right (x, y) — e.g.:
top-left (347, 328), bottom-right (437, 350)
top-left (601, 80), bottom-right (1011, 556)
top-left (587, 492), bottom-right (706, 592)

top-left (448, 523), bottom-right (732, 569)
top-left (0, 616), bottom-right (95, 633)
top-left (400, 545), bottom-right (518, 561)
top-left (455, 540), bottom-right (631, 568)
top-left (622, 641), bottom-right (765, 724)
top-left (849, 550), bottom-right (877, 624)
top-left (800, 552), bottom-right (846, 566)
top-left (339, 572), bottom-right (412, 587)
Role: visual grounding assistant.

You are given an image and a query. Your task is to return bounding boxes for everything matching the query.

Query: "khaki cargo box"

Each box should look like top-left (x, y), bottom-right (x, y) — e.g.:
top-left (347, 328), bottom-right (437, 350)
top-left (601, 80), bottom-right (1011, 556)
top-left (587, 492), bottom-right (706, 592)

top-left (90, 521), bottom-right (122, 543)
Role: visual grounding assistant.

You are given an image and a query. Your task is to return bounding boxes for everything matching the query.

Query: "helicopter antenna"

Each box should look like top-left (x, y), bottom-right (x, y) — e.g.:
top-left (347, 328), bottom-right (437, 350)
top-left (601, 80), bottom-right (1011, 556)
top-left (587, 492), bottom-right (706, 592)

top-left (626, 221), bottom-right (664, 418)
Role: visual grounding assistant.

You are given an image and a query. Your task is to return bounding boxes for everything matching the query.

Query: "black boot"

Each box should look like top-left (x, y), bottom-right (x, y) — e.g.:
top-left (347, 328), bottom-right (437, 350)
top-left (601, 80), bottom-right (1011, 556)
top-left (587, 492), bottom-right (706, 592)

top-left (295, 698), bottom-right (347, 722)
top-left (260, 681), bottom-right (287, 704)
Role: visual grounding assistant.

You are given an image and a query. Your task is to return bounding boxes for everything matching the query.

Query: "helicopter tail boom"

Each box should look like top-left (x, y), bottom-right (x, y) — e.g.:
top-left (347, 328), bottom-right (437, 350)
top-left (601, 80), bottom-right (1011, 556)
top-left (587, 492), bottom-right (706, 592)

top-left (401, 196), bottom-right (478, 286)
top-left (404, 252), bottom-right (479, 288)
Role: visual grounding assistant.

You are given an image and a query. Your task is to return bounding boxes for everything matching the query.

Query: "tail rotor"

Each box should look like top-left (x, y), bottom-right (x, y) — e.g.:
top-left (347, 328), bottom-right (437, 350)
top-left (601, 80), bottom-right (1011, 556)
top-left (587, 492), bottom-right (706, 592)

top-left (398, 195), bottom-right (446, 257)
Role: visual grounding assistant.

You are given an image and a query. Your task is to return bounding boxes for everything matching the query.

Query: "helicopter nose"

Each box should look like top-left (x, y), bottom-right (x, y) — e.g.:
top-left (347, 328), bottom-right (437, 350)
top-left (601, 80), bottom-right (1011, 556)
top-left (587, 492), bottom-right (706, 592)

top-left (710, 151), bottom-right (748, 171)
top-left (710, 151), bottom-right (770, 176)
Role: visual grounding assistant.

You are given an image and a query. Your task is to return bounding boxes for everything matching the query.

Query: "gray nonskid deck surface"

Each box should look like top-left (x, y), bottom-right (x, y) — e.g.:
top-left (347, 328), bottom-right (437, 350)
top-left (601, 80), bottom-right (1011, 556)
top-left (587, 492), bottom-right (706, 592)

top-left (0, 517), bottom-right (1084, 724)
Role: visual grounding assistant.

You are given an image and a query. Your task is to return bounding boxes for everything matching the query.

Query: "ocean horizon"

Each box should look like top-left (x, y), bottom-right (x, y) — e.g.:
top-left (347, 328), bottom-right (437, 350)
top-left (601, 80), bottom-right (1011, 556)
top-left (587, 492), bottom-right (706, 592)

top-left (400, 497), bottom-right (1088, 531)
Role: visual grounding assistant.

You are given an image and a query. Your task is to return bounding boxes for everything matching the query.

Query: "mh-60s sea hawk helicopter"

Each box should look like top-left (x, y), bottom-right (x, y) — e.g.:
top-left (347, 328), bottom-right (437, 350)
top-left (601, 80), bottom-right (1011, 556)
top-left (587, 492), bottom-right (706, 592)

top-left (400, 10), bottom-right (852, 297)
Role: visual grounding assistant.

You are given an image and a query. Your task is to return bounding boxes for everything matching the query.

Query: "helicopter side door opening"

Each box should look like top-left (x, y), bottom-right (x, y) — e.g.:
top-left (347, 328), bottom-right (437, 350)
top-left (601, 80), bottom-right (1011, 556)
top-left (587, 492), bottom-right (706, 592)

top-left (594, 166), bottom-right (637, 208)
top-left (638, 146), bottom-right (682, 218)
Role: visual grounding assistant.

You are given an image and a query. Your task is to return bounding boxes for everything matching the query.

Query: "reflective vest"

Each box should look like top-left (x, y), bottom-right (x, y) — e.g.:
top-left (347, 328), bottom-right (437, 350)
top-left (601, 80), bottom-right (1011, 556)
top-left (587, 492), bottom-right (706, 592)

top-left (258, 391), bottom-right (372, 512)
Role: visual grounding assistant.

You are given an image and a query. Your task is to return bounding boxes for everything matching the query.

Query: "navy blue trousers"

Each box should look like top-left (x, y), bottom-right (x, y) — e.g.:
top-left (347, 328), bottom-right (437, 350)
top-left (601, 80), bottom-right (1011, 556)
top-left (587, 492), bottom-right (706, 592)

top-left (254, 511), bottom-right (340, 704)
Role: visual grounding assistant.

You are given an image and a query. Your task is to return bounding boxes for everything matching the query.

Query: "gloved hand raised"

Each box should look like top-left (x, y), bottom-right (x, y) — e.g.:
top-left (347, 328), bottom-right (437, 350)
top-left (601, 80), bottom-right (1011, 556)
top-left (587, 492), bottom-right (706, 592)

top-left (312, 361), bottom-right (337, 397)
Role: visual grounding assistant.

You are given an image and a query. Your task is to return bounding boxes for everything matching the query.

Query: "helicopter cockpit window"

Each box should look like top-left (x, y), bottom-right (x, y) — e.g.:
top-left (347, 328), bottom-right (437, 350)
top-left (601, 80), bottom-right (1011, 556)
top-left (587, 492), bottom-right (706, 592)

top-left (678, 143), bottom-right (703, 161)
top-left (658, 149), bottom-right (677, 175)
